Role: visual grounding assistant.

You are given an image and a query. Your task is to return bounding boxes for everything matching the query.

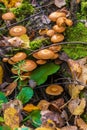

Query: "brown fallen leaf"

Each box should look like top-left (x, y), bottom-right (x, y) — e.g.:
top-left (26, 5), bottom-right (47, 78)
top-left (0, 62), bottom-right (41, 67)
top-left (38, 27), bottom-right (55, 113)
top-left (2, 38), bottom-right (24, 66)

top-left (76, 117), bottom-right (87, 130)
top-left (68, 84), bottom-right (84, 99)
top-left (68, 98), bottom-right (86, 115)
top-left (23, 104), bottom-right (39, 112)
top-left (61, 125), bottom-right (78, 130)
top-left (3, 81), bottom-right (17, 96)
top-left (4, 107), bottom-right (20, 129)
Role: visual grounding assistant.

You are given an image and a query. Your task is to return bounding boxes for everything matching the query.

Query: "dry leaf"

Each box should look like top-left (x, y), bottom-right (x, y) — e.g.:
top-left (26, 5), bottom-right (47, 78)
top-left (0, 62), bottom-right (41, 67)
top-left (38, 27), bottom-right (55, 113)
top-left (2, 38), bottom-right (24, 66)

top-left (4, 82), bottom-right (17, 96)
top-left (68, 98), bottom-right (86, 115)
top-left (4, 107), bottom-right (20, 129)
top-left (76, 117), bottom-right (87, 130)
top-left (68, 84), bottom-right (84, 99)
top-left (54, 0), bottom-right (66, 8)
top-left (61, 126), bottom-right (78, 130)
top-left (23, 104), bottom-right (39, 112)
top-left (0, 64), bottom-right (4, 84)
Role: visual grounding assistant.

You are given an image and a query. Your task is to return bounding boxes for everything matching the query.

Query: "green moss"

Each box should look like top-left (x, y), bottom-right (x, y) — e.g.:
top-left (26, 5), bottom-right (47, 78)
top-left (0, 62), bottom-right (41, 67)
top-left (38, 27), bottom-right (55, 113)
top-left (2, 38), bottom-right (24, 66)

top-left (29, 38), bottom-right (50, 50)
top-left (62, 44), bottom-right (87, 60)
top-left (81, 1), bottom-right (87, 16)
top-left (10, 2), bottom-right (34, 21)
top-left (65, 22), bottom-right (87, 42)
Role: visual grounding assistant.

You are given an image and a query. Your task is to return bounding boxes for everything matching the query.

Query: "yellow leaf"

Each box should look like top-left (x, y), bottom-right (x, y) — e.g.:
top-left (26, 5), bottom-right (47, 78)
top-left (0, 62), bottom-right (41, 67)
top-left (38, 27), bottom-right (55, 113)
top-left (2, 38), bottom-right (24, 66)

top-left (0, 64), bottom-right (4, 84)
top-left (4, 107), bottom-right (20, 129)
top-left (69, 84), bottom-right (84, 99)
top-left (20, 34), bottom-right (30, 48)
top-left (23, 104), bottom-right (39, 112)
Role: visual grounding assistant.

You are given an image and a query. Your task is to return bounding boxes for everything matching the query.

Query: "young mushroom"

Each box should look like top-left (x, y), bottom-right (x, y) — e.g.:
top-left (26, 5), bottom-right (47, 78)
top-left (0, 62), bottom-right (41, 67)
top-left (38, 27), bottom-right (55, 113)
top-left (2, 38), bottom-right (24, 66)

top-left (37, 100), bottom-right (50, 110)
top-left (49, 45), bottom-right (62, 52)
top-left (53, 25), bottom-right (65, 33)
top-left (46, 29), bottom-right (55, 37)
top-left (36, 59), bottom-right (47, 65)
top-left (65, 18), bottom-right (73, 26)
top-left (56, 17), bottom-right (66, 27)
top-left (46, 84), bottom-right (64, 96)
top-left (37, 49), bottom-right (55, 59)
top-left (51, 34), bottom-right (64, 43)
top-left (10, 52), bottom-right (27, 63)
top-left (9, 26), bottom-right (27, 36)
top-left (2, 12), bottom-right (15, 25)
top-left (49, 11), bottom-right (66, 22)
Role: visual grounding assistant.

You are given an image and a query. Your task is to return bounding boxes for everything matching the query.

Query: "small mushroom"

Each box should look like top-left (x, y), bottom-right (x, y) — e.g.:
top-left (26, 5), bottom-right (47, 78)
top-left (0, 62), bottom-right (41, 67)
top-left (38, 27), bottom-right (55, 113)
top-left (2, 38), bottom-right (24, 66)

top-left (37, 100), bottom-right (50, 110)
top-left (46, 30), bottom-right (55, 37)
top-left (51, 34), bottom-right (64, 43)
top-left (53, 25), bottom-right (65, 33)
top-left (20, 72), bottom-right (31, 80)
top-left (8, 59), bottom-right (16, 65)
top-left (39, 29), bottom-right (48, 35)
top-left (36, 59), bottom-right (47, 65)
top-left (50, 53), bottom-right (59, 59)
top-left (2, 12), bottom-right (15, 21)
top-left (65, 18), bottom-right (73, 26)
top-left (46, 84), bottom-right (64, 96)
top-left (10, 52), bottom-right (27, 63)
top-left (32, 52), bottom-right (41, 59)
top-left (56, 17), bottom-right (66, 27)
top-left (49, 11), bottom-right (66, 22)
top-left (2, 57), bottom-right (9, 62)
top-left (37, 49), bottom-right (55, 59)
top-left (20, 60), bottom-right (37, 72)
top-left (49, 45), bottom-right (62, 52)
top-left (9, 26), bottom-right (27, 36)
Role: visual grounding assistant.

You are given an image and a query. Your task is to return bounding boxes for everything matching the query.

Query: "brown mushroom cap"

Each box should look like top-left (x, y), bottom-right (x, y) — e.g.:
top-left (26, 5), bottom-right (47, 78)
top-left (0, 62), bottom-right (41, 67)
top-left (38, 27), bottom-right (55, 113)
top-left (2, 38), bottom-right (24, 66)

top-left (50, 53), bottom-right (59, 59)
top-left (36, 59), bottom-right (47, 65)
top-left (65, 18), bottom-right (73, 26)
top-left (8, 59), bottom-right (16, 65)
top-left (49, 12), bottom-right (66, 22)
top-left (20, 72), bottom-right (31, 80)
top-left (21, 60), bottom-right (37, 71)
top-left (51, 34), bottom-right (64, 43)
top-left (37, 49), bottom-right (55, 59)
top-left (2, 58), bottom-right (9, 62)
top-left (53, 25), bottom-right (65, 33)
top-left (46, 84), bottom-right (63, 96)
top-left (56, 17), bottom-right (66, 27)
top-left (46, 30), bottom-right (55, 37)
top-left (37, 100), bottom-right (50, 110)
top-left (49, 45), bottom-right (62, 52)
top-left (10, 52), bottom-right (27, 63)
top-left (32, 52), bottom-right (41, 59)
top-left (2, 12), bottom-right (15, 20)
top-left (9, 26), bottom-right (27, 36)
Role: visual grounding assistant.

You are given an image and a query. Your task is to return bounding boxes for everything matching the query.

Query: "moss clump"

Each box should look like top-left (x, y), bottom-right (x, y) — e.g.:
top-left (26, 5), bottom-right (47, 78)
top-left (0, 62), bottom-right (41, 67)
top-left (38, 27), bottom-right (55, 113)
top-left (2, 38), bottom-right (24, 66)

top-left (65, 22), bottom-right (87, 42)
top-left (62, 44), bottom-right (87, 60)
top-left (30, 38), bottom-right (50, 50)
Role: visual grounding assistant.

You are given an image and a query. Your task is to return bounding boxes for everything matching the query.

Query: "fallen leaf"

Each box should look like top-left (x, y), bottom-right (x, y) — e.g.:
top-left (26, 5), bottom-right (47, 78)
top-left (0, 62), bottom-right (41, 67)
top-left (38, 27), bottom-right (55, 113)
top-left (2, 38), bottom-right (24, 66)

top-left (68, 84), bottom-right (84, 99)
top-left (54, 0), bottom-right (66, 8)
top-left (61, 126), bottom-right (78, 130)
top-left (4, 81), bottom-right (17, 96)
top-left (68, 98), bottom-right (86, 115)
top-left (23, 104), bottom-right (39, 112)
top-left (20, 34), bottom-right (30, 48)
top-left (4, 107), bottom-right (20, 129)
top-left (76, 117), bottom-right (87, 130)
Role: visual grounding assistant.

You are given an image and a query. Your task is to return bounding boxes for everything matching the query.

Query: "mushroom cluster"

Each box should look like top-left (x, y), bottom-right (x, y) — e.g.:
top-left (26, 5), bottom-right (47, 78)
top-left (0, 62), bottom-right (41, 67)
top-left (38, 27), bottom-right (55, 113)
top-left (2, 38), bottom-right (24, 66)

top-left (46, 11), bottom-right (73, 43)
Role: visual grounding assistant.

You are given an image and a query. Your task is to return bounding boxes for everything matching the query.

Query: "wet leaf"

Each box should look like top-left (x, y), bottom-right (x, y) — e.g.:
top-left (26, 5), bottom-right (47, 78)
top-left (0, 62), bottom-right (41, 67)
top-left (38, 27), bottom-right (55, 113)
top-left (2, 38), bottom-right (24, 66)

top-left (23, 104), bottom-right (39, 112)
top-left (31, 63), bottom-right (60, 85)
top-left (54, 0), bottom-right (66, 8)
top-left (30, 110), bottom-right (42, 128)
top-left (76, 117), bottom-right (87, 130)
top-left (0, 64), bottom-right (4, 84)
top-left (17, 87), bottom-right (34, 104)
top-left (4, 107), bottom-right (20, 129)
top-left (4, 81), bottom-right (17, 96)
top-left (68, 98), bottom-right (86, 115)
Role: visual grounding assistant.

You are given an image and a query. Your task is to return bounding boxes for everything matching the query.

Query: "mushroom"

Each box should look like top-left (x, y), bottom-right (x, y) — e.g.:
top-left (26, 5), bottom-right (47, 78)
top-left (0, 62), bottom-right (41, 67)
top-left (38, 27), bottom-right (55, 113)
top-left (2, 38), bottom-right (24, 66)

top-left (53, 25), bottom-right (65, 33)
top-left (8, 59), bottom-right (16, 65)
top-left (2, 57), bottom-right (9, 62)
top-left (49, 45), bottom-right (62, 52)
top-left (46, 30), bottom-right (55, 37)
top-left (56, 17), bottom-right (66, 27)
top-left (35, 127), bottom-right (54, 130)
top-left (20, 72), bottom-right (31, 80)
top-left (36, 59), bottom-right (47, 65)
top-left (49, 11), bottom-right (66, 22)
top-left (50, 53), bottom-right (59, 59)
top-left (37, 100), bottom-right (50, 110)
top-left (45, 84), bottom-right (64, 96)
top-left (2, 12), bottom-right (15, 25)
top-left (65, 18), bottom-right (73, 26)
top-left (20, 60), bottom-right (37, 72)
top-left (9, 26), bottom-right (27, 36)
top-left (51, 34), bottom-right (64, 43)
top-left (37, 49), bottom-right (55, 59)
top-left (10, 52), bottom-right (27, 63)
top-left (32, 52), bottom-right (41, 59)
